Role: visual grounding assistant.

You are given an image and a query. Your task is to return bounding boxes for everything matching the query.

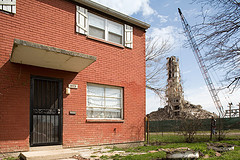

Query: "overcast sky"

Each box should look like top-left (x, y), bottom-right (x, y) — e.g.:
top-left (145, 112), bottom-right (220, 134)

top-left (92, 0), bottom-right (240, 115)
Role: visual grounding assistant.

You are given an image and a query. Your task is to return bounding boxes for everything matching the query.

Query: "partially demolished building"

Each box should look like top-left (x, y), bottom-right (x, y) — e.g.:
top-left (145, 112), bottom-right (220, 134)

top-left (148, 56), bottom-right (216, 121)
top-left (166, 56), bottom-right (184, 118)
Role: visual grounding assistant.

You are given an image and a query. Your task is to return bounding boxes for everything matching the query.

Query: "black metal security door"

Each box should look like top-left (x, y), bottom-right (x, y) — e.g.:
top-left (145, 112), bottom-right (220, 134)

top-left (30, 76), bottom-right (62, 146)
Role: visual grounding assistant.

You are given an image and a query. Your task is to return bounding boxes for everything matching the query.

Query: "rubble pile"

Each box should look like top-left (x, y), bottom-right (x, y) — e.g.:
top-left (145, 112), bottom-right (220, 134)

top-left (148, 101), bottom-right (216, 121)
top-left (148, 56), bottom-right (217, 121)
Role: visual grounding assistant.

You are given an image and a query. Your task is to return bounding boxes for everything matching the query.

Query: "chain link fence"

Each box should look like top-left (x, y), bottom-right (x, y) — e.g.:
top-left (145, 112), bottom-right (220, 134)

top-left (145, 117), bottom-right (240, 143)
top-left (148, 117), bottom-right (240, 132)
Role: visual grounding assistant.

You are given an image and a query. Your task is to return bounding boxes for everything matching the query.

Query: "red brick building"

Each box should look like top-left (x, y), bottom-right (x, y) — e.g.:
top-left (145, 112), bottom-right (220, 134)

top-left (0, 0), bottom-right (150, 152)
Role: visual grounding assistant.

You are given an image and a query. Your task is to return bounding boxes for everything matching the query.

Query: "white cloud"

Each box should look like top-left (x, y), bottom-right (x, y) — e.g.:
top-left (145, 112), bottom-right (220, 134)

top-left (173, 16), bottom-right (179, 22)
top-left (163, 3), bottom-right (169, 8)
top-left (148, 26), bottom-right (185, 49)
top-left (174, 0), bottom-right (181, 4)
top-left (181, 8), bottom-right (202, 20)
top-left (91, 0), bottom-right (155, 16)
top-left (157, 15), bottom-right (168, 23)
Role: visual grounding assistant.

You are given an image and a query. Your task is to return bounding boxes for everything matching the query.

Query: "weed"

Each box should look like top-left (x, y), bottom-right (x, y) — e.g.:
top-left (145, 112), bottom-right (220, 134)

top-left (1, 158), bottom-right (19, 160)
top-left (90, 155), bottom-right (97, 157)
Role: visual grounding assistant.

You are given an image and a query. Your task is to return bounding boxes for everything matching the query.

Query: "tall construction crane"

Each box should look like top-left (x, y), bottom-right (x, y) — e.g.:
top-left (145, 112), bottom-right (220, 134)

top-left (178, 8), bottom-right (225, 117)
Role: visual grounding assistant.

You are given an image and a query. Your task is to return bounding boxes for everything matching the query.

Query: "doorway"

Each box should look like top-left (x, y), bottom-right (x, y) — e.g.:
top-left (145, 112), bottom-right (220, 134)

top-left (30, 76), bottom-right (63, 146)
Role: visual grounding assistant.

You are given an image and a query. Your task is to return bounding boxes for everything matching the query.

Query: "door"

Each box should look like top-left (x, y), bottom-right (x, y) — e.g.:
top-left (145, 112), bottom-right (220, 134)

top-left (30, 76), bottom-right (62, 146)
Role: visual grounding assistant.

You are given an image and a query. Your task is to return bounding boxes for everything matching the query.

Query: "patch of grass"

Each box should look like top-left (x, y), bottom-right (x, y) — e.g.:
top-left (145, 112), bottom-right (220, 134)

top-left (217, 140), bottom-right (240, 146)
top-left (101, 152), bottom-right (166, 160)
top-left (149, 131), bottom-right (240, 143)
top-left (1, 157), bottom-right (19, 160)
top-left (199, 146), bottom-right (240, 160)
top-left (224, 129), bottom-right (240, 133)
top-left (219, 146), bottom-right (240, 160)
top-left (106, 140), bottom-right (239, 160)
top-left (90, 155), bottom-right (97, 157)
top-left (149, 133), bottom-right (185, 143)
top-left (110, 142), bottom-right (215, 156)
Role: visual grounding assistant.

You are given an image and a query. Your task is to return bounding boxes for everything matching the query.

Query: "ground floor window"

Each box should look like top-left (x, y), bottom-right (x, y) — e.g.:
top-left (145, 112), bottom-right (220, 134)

top-left (87, 83), bottom-right (123, 119)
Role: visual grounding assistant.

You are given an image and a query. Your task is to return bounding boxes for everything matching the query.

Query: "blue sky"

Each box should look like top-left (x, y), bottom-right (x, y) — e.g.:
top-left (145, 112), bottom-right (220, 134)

top-left (92, 0), bottom-right (240, 115)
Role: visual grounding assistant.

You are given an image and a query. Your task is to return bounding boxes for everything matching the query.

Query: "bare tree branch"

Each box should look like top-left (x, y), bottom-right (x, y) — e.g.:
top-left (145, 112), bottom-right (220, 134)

top-left (192, 0), bottom-right (240, 87)
top-left (146, 37), bottom-right (173, 99)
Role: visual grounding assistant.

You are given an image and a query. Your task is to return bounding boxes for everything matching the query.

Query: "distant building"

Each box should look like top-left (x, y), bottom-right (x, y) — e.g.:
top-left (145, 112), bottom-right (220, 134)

top-left (166, 56), bottom-right (184, 118)
top-left (149, 56), bottom-right (216, 121)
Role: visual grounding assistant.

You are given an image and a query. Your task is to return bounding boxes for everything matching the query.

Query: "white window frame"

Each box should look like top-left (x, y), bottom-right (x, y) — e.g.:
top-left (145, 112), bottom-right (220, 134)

top-left (88, 13), bottom-right (123, 45)
top-left (86, 83), bottom-right (123, 120)
top-left (0, 0), bottom-right (16, 14)
top-left (76, 5), bottom-right (133, 48)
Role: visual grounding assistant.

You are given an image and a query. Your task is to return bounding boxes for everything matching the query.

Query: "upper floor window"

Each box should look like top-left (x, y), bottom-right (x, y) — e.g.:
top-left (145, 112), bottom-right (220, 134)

top-left (76, 5), bottom-right (133, 48)
top-left (89, 13), bottom-right (123, 45)
top-left (0, 0), bottom-right (16, 14)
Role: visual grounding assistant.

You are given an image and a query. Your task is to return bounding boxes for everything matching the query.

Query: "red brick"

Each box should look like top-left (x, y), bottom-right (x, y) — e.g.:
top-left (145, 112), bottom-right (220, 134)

top-left (0, 0), bottom-right (146, 152)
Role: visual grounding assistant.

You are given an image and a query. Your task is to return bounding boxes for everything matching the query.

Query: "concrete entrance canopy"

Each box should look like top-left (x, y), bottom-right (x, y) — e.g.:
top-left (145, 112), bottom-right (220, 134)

top-left (10, 39), bottom-right (97, 72)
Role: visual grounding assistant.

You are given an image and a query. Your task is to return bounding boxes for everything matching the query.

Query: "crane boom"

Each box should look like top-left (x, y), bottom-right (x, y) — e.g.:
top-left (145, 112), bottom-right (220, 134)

top-left (178, 8), bottom-right (224, 117)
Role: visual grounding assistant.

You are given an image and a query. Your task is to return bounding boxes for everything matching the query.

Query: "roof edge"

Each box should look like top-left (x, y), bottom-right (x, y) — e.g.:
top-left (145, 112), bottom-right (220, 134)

top-left (72, 0), bottom-right (150, 30)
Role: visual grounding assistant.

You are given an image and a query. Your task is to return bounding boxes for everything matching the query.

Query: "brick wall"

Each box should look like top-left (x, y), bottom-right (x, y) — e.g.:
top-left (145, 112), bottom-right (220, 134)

top-left (0, 0), bottom-right (146, 152)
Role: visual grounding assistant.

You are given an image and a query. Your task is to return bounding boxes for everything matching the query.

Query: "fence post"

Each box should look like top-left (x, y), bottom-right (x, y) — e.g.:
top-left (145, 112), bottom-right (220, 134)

top-left (144, 116), bottom-right (146, 142)
top-left (210, 118), bottom-right (212, 140)
top-left (146, 115), bottom-right (150, 144)
top-left (239, 103), bottom-right (240, 118)
top-left (218, 113), bottom-right (221, 141)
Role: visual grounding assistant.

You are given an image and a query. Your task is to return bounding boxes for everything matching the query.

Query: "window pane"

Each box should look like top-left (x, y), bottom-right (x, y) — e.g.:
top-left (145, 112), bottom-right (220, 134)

top-left (87, 85), bottom-right (104, 97)
top-left (89, 26), bottom-right (105, 39)
top-left (105, 98), bottom-right (121, 108)
top-left (87, 108), bottom-right (105, 118)
top-left (108, 21), bottom-right (122, 35)
top-left (87, 84), bottom-right (123, 119)
top-left (87, 96), bottom-right (104, 107)
top-left (105, 88), bottom-right (121, 98)
top-left (105, 109), bottom-right (121, 118)
top-left (108, 32), bottom-right (122, 44)
top-left (89, 14), bottom-right (105, 29)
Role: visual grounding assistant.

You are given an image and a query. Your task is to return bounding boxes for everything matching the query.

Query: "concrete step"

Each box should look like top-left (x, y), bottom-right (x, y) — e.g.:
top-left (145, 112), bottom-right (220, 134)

top-left (29, 145), bottom-right (63, 152)
top-left (19, 149), bottom-right (79, 160)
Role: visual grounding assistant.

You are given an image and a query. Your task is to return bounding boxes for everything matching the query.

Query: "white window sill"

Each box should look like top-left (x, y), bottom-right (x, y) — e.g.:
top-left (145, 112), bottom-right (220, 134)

top-left (87, 35), bottom-right (125, 49)
top-left (86, 119), bottom-right (124, 123)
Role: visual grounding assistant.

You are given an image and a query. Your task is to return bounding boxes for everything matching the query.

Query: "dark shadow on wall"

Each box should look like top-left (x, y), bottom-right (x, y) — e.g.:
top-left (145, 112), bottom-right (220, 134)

top-left (36, 0), bottom-right (75, 13)
top-left (0, 60), bottom-right (78, 142)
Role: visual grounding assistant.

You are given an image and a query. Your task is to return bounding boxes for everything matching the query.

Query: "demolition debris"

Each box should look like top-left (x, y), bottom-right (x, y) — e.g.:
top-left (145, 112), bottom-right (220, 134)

top-left (148, 56), bottom-right (216, 121)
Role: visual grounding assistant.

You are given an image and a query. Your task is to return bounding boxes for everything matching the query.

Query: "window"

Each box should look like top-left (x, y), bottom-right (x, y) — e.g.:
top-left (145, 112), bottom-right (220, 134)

top-left (0, 0), bottom-right (16, 14)
top-left (88, 13), bottom-right (123, 45)
top-left (87, 84), bottom-right (123, 119)
top-left (76, 5), bottom-right (133, 48)
top-left (174, 105), bottom-right (180, 110)
top-left (174, 112), bottom-right (180, 116)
